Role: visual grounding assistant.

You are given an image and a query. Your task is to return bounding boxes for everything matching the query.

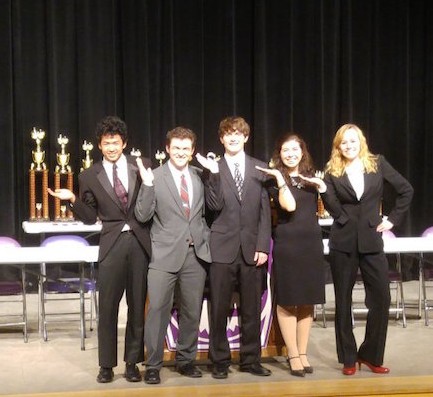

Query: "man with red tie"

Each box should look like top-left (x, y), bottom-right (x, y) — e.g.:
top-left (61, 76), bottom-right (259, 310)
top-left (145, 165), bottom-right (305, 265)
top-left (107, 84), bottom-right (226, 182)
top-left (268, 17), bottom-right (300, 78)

top-left (135, 127), bottom-right (211, 384)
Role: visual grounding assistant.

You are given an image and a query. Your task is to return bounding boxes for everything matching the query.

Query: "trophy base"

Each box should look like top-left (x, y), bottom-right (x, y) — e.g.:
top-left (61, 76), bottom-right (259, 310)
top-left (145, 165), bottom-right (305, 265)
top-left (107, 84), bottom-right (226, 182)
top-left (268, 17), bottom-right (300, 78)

top-left (29, 217), bottom-right (51, 222)
top-left (54, 217), bottom-right (75, 222)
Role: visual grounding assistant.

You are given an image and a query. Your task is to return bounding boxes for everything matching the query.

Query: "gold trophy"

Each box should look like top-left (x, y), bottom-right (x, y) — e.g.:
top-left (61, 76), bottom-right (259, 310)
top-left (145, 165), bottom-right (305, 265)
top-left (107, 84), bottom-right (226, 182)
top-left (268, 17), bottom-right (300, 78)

top-left (80, 140), bottom-right (94, 172)
top-left (29, 128), bottom-right (49, 221)
top-left (54, 134), bottom-right (74, 221)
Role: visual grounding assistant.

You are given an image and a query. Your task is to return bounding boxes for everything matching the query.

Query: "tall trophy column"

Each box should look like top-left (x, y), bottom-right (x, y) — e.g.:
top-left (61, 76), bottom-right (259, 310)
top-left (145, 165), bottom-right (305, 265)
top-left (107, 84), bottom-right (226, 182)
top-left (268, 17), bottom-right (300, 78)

top-left (29, 128), bottom-right (49, 221)
top-left (54, 134), bottom-right (74, 221)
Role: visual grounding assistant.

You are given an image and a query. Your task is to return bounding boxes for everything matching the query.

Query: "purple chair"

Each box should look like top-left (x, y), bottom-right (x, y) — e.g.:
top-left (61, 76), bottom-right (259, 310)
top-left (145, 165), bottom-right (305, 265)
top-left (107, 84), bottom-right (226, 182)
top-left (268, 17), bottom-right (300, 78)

top-left (40, 235), bottom-right (98, 350)
top-left (420, 227), bottom-right (433, 325)
top-left (352, 230), bottom-right (407, 328)
top-left (0, 237), bottom-right (28, 342)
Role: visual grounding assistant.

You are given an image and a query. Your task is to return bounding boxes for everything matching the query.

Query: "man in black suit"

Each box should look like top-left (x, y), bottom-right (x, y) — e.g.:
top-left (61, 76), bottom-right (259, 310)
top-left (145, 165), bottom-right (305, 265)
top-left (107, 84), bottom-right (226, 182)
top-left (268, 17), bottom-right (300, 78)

top-left (197, 116), bottom-right (272, 379)
top-left (48, 116), bottom-right (151, 383)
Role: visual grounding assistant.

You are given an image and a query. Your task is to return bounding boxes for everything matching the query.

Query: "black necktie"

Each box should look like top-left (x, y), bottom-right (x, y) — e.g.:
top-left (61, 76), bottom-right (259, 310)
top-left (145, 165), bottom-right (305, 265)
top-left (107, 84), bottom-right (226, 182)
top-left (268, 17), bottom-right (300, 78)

top-left (234, 162), bottom-right (243, 200)
top-left (113, 163), bottom-right (128, 211)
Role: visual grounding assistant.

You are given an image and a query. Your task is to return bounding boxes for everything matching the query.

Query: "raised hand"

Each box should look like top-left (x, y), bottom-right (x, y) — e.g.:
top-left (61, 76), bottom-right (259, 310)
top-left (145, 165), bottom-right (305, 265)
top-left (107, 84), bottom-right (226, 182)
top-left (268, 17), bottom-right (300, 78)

top-left (196, 153), bottom-right (219, 173)
top-left (136, 157), bottom-right (154, 186)
top-left (255, 166), bottom-right (286, 188)
top-left (298, 171), bottom-right (327, 193)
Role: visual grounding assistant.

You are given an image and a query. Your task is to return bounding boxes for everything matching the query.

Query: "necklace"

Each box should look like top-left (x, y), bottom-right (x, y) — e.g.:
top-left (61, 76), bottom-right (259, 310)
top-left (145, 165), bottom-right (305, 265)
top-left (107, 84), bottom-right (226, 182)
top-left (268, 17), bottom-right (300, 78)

top-left (289, 176), bottom-right (304, 189)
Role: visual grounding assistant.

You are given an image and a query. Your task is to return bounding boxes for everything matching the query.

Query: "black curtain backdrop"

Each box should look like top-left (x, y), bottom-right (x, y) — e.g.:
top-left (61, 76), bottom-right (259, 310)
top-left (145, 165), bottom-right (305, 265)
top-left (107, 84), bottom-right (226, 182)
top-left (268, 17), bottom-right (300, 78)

top-left (1, 0), bottom-right (432, 243)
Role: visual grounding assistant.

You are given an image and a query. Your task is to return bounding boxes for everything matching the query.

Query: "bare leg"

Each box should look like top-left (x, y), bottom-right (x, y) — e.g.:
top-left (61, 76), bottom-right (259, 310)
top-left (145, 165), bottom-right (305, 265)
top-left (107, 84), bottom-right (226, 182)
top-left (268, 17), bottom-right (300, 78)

top-left (296, 305), bottom-right (313, 368)
top-left (276, 305), bottom-right (303, 371)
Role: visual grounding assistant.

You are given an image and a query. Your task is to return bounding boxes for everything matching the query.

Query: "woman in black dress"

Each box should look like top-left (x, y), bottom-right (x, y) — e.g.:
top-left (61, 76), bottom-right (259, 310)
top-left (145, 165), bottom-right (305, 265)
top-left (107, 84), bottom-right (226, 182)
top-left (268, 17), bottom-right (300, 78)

top-left (257, 134), bottom-right (326, 377)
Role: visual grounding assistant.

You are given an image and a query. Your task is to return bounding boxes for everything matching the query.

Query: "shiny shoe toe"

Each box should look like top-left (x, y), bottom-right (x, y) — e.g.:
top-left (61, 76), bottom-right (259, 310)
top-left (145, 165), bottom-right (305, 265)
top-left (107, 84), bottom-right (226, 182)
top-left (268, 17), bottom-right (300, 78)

top-left (124, 363), bottom-right (142, 382)
top-left (239, 363), bottom-right (271, 376)
top-left (97, 367), bottom-right (114, 383)
top-left (342, 365), bottom-right (356, 376)
top-left (177, 363), bottom-right (202, 378)
top-left (144, 368), bottom-right (161, 384)
top-left (358, 359), bottom-right (390, 374)
top-left (212, 364), bottom-right (228, 379)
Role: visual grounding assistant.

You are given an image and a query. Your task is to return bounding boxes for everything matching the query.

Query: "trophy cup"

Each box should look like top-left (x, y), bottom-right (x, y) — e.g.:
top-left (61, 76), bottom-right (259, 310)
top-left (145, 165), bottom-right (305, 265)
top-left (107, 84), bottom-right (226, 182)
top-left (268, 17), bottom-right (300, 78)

top-left (53, 134), bottom-right (74, 221)
top-left (80, 140), bottom-right (94, 172)
top-left (130, 148), bottom-right (142, 158)
top-left (155, 150), bottom-right (166, 165)
top-left (29, 128), bottom-right (50, 221)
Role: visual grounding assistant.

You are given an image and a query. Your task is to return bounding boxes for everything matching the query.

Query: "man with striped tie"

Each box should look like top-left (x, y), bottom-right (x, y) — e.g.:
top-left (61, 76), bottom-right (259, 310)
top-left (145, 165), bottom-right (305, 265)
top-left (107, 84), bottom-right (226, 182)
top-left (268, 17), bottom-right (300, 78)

top-left (197, 116), bottom-right (272, 379)
top-left (135, 127), bottom-right (211, 385)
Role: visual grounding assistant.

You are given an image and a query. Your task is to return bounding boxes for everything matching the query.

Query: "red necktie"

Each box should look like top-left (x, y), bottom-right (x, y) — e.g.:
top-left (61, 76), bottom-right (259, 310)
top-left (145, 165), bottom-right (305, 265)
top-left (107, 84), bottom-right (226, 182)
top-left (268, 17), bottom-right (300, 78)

top-left (113, 163), bottom-right (128, 211)
top-left (180, 174), bottom-right (190, 218)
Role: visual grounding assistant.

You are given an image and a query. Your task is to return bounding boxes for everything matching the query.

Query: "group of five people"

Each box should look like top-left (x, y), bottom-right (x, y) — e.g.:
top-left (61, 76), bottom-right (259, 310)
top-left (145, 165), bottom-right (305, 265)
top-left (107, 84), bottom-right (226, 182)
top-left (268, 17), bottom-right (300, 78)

top-left (48, 115), bottom-right (413, 384)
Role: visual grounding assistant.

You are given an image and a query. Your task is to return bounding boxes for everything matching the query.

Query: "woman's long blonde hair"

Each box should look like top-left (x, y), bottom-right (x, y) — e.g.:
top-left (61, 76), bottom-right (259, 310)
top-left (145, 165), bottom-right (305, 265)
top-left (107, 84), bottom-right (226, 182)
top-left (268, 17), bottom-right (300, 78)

top-left (325, 123), bottom-right (378, 177)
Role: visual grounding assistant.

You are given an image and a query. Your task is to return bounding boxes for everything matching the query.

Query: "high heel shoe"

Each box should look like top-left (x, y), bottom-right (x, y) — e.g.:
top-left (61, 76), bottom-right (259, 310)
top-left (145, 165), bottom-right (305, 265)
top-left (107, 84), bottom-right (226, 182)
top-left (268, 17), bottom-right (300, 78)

top-left (357, 359), bottom-right (390, 374)
top-left (287, 356), bottom-right (306, 377)
top-left (299, 354), bottom-right (313, 374)
top-left (342, 365), bottom-right (356, 375)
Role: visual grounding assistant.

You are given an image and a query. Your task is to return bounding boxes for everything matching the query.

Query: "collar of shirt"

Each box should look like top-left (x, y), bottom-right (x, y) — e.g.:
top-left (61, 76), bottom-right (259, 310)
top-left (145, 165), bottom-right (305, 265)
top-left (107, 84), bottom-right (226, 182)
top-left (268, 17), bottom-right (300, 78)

top-left (224, 151), bottom-right (246, 179)
top-left (167, 161), bottom-right (193, 206)
top-left (103, 154), bottom-right (129, 191)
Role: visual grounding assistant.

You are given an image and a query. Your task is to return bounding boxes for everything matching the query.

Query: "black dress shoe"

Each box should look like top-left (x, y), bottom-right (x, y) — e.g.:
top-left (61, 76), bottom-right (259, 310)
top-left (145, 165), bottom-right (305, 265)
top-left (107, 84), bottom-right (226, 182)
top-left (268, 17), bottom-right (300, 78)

top-left (212, 364), bottom-right (228, 379)
top-left (96, 367), bottom-right (114, 383)
top-left (124, 363), bottom-right (142, 382)
top-left (239, 363), bottom-right (271, 376)
top-left (144, 368), bottom-right (160, 384)
top-left (177, 363), bottom-right (203, 378)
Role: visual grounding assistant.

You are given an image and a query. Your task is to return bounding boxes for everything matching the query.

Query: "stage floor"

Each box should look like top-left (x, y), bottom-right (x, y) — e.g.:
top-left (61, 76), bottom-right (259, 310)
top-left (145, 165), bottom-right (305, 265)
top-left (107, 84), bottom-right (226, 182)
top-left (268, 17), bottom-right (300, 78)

top-left (1, 281), bottom-right (433, 397)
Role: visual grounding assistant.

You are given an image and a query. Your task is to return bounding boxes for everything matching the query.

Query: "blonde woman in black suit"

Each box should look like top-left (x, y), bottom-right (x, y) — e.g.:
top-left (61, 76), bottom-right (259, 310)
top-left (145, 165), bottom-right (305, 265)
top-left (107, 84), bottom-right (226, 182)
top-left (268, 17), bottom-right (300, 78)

top-left (321, 124), bottom-right (413, 376)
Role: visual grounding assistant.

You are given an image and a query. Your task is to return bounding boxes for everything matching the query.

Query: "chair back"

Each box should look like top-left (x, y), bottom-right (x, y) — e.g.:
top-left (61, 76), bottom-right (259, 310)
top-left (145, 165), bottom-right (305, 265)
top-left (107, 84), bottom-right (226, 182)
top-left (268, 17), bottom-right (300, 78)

top-left (422, 227), bottom-right (433, 238)
top-left (0, 237), bottom-right (23, 296)
top-left (41, 235), bottom-right (89, 247)
top-left (382, 230), bottom-right (396, 239)
top-left (0, 236), bottom-right (21, 247)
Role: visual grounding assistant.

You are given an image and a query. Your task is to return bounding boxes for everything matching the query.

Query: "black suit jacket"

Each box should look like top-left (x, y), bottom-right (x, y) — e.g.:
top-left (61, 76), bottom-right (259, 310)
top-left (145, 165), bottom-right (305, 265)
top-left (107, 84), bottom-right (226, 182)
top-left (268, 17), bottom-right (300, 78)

top-left (204, 155), bottom-right (271, 265)
top-left (322, 155), bottom-right (413, 254)
top-left (71, 155), bottom-right (152, 261)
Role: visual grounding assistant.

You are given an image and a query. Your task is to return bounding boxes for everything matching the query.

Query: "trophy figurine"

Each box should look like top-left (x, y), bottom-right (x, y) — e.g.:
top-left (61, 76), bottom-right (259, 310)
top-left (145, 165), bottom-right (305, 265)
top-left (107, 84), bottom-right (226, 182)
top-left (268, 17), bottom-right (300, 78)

top-left (29, 128), bottom-right (49, 221)
top-left (53, 134), bottom-right (74, 221)
top-left (80, 140), bottom-right (94, 172)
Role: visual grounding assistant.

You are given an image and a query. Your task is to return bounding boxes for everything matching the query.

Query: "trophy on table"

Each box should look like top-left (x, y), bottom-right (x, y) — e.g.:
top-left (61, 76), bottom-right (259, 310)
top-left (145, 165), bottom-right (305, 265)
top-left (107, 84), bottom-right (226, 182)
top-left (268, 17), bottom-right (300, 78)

top-left (53, 134), bottom-right (74, 221)
top-left (29, 128), bottom-right (50, 221)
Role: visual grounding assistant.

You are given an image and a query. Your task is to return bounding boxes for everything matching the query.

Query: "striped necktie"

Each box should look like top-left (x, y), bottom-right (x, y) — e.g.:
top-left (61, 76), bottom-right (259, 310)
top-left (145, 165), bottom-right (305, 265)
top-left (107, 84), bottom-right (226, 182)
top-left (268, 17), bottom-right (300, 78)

top-left (234, 162), bottom-right (243, 200)
top-left (180, 174), bottom-right (190, 218)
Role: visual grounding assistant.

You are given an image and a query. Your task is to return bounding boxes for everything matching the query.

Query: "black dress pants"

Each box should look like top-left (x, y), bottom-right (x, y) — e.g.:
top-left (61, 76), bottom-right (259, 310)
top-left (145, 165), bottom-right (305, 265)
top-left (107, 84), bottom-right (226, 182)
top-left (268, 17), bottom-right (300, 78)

top-left (330, 249), bottom-right (391, 366)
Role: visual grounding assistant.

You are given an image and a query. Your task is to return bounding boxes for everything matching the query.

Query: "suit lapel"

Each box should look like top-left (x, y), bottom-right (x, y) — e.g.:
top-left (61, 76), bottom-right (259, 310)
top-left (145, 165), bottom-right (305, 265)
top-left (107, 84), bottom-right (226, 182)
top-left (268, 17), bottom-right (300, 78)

top-left (126, 159), bottom-right (137, 209)
top-left (190, 167), bottom-right (202, 217)
top-left (162, 163), bottom-right (186, 216)
top-left (95, 162), bottom-right (124, 210)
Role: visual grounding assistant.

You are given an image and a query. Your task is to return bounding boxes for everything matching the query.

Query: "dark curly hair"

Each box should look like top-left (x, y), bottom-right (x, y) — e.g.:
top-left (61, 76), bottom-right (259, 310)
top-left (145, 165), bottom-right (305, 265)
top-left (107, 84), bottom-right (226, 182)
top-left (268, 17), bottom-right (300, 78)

top-left (271, 133), bottom-right (315, 181)
top-left (95, 116), bottom-right (128, 144)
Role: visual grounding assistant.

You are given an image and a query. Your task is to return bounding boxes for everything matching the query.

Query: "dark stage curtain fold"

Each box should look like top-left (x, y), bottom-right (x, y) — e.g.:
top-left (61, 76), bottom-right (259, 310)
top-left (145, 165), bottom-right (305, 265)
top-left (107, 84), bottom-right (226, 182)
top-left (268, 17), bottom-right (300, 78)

top-left (1, 0), bottom-right (432, 243)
